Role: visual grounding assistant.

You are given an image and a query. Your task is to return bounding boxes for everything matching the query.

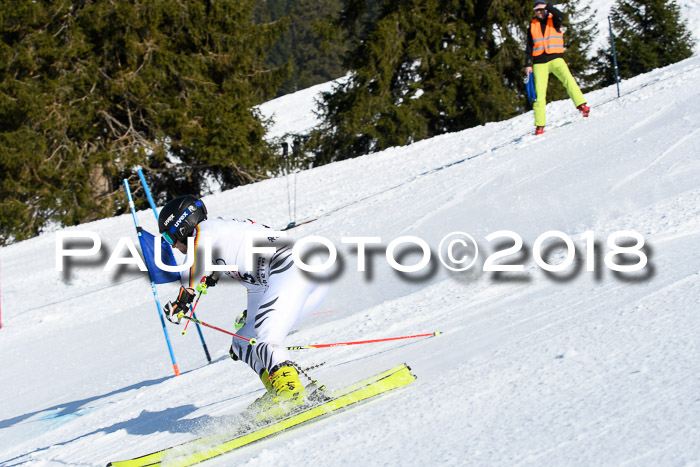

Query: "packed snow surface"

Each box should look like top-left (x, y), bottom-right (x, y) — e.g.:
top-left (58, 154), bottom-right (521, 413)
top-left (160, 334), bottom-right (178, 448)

top-left (2, 33), bottom-right (700, 467)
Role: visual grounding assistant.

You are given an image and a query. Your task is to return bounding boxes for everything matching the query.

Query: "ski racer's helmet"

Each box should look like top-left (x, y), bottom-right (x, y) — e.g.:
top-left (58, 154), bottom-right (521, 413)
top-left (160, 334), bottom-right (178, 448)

top-left (158, 195), bottom-right (208, 245)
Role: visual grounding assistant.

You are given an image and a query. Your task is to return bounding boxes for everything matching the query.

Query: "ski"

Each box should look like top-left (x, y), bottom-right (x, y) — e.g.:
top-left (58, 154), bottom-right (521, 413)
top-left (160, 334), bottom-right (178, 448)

top-left (107, 363), bottom-right (415, 466)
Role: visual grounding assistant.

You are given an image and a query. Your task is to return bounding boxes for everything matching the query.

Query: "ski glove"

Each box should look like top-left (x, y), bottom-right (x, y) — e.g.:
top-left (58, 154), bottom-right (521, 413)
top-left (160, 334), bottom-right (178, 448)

top-left (195, 273), bottom-right (218, 294)
top-left (163, 286), bottom-right (195, 324)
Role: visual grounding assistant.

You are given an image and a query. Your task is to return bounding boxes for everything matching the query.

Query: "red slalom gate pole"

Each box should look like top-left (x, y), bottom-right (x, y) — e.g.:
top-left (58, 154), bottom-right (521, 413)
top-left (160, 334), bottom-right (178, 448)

top-left (286, 332), bottom-right (441, 350)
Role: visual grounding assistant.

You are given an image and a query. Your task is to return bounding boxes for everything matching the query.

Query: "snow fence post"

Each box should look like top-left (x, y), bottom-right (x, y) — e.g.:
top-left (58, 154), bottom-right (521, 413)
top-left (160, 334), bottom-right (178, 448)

top-left (608, 16), bottom-right (621, 98)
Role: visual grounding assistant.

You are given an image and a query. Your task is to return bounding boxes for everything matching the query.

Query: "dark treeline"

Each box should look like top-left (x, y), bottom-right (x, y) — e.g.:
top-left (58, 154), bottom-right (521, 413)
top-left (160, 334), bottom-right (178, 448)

top-left (0, 0), bottom-right (693, 244)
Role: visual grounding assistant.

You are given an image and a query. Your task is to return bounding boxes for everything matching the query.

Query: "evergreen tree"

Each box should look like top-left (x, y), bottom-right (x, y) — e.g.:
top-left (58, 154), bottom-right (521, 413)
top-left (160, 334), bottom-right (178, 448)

top-left (255, 0), bottom-right (348, 97)
top-left (0, 0), bottom-right (289, 245)
top-left (595, 0), bottom-right (694, 85)
top-left (307, 0), bottom-right (533, 165)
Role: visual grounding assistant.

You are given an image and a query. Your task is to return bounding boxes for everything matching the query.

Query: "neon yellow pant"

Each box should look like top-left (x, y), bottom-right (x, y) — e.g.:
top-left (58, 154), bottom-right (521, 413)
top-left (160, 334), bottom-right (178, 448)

top-left (533, 58), bottom-right (586, 127)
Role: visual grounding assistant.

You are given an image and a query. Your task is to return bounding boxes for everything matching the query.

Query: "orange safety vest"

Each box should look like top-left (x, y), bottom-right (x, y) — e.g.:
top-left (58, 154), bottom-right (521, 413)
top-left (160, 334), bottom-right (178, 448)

top-left (530, 14), bottom-right (565, 56)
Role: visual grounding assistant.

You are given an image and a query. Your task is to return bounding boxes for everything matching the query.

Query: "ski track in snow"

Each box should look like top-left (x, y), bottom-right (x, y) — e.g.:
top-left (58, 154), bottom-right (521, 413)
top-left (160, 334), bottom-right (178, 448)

top-left (2, 50), bottom-right (700, 467)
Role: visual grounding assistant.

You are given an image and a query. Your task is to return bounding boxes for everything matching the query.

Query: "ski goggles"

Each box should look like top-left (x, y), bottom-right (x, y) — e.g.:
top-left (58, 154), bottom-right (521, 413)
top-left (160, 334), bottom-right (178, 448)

top-left (163, 231), bottom-right (176, 246)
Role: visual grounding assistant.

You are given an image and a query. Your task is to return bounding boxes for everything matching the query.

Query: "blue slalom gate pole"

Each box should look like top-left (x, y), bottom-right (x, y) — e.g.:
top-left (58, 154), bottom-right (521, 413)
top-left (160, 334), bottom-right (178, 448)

top-left (137, 169), bottom-right (160, 222)
top-left (137, 169), bottom-right (212, 364)
top-left (123, 179), bottom-right (180, 376)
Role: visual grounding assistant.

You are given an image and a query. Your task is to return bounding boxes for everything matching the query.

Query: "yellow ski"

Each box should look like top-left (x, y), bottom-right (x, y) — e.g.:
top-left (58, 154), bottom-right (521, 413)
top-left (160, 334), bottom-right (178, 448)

top-left (108, 363), bottom-right (415, 467)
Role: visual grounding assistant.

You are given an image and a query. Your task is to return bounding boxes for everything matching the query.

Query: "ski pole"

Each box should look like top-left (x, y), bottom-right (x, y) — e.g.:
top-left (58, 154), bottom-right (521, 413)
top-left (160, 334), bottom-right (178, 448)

top-left (181, 291), bottom-right (202, 335)
top-left (176, 313), bottom-right (441, 350)
top-left (312, 309), bottom-right (338, 316)
top-left (179, 292), bottom-right (212, 363)
top-left (178, 313), bottom-right (258, 345)
top-left (286, 332), bottom-right (441, 350)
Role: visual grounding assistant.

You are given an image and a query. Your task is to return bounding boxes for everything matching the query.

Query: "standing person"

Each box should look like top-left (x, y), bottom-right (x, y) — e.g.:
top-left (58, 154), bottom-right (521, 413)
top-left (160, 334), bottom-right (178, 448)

top-left (158, 195), bottom-right (328, 418)
top-left (525, 0), bottom-right (590, 135)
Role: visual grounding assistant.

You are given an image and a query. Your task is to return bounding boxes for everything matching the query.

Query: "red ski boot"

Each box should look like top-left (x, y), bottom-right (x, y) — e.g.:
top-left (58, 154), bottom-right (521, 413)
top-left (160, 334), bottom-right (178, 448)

top-left (578, 104), bottom-right (590, 117)
top-left (535, 126), bottom-right (545, 135)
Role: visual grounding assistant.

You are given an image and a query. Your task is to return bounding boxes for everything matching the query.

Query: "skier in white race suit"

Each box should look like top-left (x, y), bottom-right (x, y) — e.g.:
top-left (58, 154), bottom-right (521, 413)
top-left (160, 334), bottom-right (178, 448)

top-left (158, 195), bottom-right (328, 417)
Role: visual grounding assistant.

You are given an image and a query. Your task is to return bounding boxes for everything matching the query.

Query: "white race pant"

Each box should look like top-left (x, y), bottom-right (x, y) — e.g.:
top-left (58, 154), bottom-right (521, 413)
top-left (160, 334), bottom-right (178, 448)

top-left (230, 256), bottom-right (327, 376)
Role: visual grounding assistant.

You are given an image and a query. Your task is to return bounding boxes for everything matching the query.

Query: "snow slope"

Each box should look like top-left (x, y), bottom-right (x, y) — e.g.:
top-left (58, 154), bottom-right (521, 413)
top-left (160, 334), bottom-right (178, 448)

top-left (2, 55), bottom-right (700, 467)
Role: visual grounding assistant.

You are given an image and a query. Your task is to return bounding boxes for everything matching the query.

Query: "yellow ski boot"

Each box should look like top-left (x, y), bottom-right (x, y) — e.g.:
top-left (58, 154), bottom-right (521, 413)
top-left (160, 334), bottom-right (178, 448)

top-left (246, 369), bottom-right (276, 412)
top-left (255, 362), bottom-right (307, 421)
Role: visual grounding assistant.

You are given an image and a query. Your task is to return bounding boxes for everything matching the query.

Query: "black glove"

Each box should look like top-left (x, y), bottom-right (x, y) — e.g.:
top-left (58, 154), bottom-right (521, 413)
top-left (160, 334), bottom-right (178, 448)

top-left (195, 273), bottom-right (218, 294)
top-left (206, 273), bottom-right (219, 287)
top-left (163, 286), bottom-right (195, 324)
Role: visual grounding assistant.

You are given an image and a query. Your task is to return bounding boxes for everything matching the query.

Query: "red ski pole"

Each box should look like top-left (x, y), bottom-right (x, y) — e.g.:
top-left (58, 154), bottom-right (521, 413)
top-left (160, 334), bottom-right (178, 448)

top-left (286, 332), bottom-right (441, 350)
top-left (178, 313), bottom-right (258, 345)
top-left (180, 291), bottom-right (202, 335)
top-left (177, 313), bottom-right (441, 349)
